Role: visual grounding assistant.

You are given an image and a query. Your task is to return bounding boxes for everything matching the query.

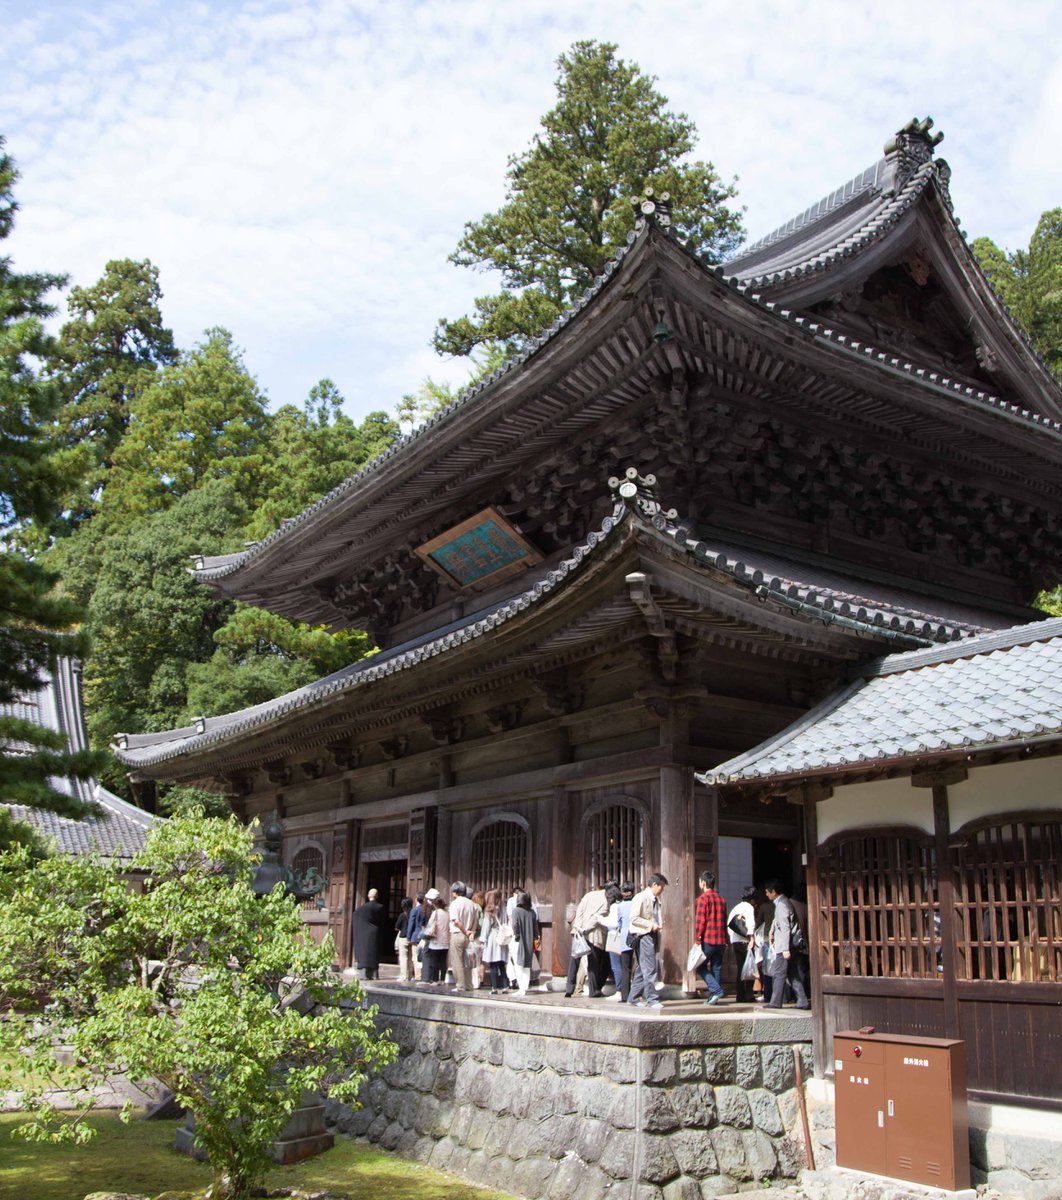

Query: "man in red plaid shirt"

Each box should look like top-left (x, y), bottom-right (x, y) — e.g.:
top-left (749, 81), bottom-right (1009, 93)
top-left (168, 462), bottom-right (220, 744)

top-left (694, 871), bottom-right (728, 1005)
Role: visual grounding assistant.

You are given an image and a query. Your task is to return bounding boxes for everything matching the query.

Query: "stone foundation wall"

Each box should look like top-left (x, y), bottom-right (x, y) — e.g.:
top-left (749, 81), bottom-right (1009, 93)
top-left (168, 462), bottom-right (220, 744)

top-left (327, 991), bottom-right (815, 1200)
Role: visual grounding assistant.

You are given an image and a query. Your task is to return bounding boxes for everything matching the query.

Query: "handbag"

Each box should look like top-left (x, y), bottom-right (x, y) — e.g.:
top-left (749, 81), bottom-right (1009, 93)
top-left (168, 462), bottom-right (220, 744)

top-left (687, 943), bottom-right (707, 972)
top-left (496, 922), bottom-right (514, 946)
top-left (570, 930), bottom-right (591, 957)
top-left (728, 913), bottom-right (749, 938)
top-left (605, 928), bottom-right (623, 955)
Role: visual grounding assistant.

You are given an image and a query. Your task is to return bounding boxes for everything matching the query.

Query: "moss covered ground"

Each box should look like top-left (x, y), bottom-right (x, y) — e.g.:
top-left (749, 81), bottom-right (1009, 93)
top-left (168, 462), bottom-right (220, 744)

top-left (0, 1112), bottom-right (516, 1200)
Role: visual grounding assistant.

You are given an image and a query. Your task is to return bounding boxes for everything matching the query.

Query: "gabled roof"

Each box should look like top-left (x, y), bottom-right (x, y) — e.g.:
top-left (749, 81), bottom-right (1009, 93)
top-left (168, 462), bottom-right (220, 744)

top-left (2, 659), bottom-right (157, 859)
top-left (5, 787), bottom-right (154, 862)
top-left (723, 117), bottom-right (1062, 423)
top-left (700, 616), bottom-right (1062, 788)
top-left (193, 184), bottom-right (1062, 628)
top-left (117, 478), bottom-right (1009, 779)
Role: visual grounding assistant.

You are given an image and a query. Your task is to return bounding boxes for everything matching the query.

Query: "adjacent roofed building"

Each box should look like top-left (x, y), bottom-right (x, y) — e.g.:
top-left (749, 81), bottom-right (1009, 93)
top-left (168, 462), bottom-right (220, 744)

top-left (115, 117), bottom-right (1062, 1112)
top-left (2, 658), bottom-right (155, 864)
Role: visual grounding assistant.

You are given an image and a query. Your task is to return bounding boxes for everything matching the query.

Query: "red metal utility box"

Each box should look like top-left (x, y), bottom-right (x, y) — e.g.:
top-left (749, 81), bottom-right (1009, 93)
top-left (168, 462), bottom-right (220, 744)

top-left (834, 1031), bottom-right (970, 1190)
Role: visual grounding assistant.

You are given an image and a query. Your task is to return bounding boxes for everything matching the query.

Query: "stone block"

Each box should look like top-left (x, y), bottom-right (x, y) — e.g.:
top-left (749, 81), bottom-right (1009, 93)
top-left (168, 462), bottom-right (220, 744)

top-left (435, 1023), bottom-right (453, 1059)
top-left (703, 1048), bottom-right (736, 1085)
top-left (408, 1052), bottom-right (439, 1092)
top-left (740, 1128), bottom-right (777, 1180)
top-left (510, 1153), bottom-right (555, 1198)
top-left (448, 1145), bottom-right (472, 1178)
top-left (379, 1120), bottom-right (404, 1151)
top-left (747, 1088), bottom-right (784, 1137)
top-left (547, 1152), bottom-right (595, 1200)
top-left (608, 1082), bottom-right (639, 1130)
top-left (409, 1134), bottom-right (435, 1163)
top-left (467, 1062), bottom-right (495, 1108)
top-left (640, 1134), bottom-right (681, 1185)
top-left (679, 1050), bottom-right (705, 1081)
top-left (576, 1117), bottom-right (611, 1165)
top-left (382, 1088), bottom-right (404, 1121)
top-left (714, 1085), bottom-right (752, 1129)
top-left (1006, 1132), bottom-right (1062, 1180)
top-left (775, 1133), bottom-right (807, 1177)
top-left (509, 1076), bottom-right (532, 1120)
top-left (581, 1075), bottom-right (621, 1121)
top-left (698, 1175), bottom-right (743, 1197)
top-left (669, 1128), bottom-right (720, 1179)
top-left (396, 1128), bottom-right (420, 1156)
top-left (600, 1127), bottom-right (637, 1179)
top-left (776, 1089), bottom-right (799, 1134)
top-left (427, 1137), bottom-right (455, 1170)
top-left (451, 1026), bottom-right (473, 1062)
top-left (546, 1037), bottom-right (576, 1075)
top-left (578, 1042), bottom-right (605, 1077)
top-left (663, 1178), bottom-right (705, 1200)
top-left (710, 1126), bottom-right (751, 1181)
top-left (465, 1106), bottom-right (490, 1151)
top-left (538, 1113), bottom-right (581, 1160)
top-left (669, 1083), bottom-right (717, 1129)
top-left (643, 1089), bottom-right (681, 1133)
top-left (986, 1169), bottom-right (1053, 1200)
top-left (529, 1070), bottom-right (558, 1122)
top-left (414, 1094), bottom-right (440, 1136)
top-left (448, 1101), bottom-right (473, 1144)
top-left (434, 1056), bottom-right (457, 1099)
top-left (644, 1049), bottom-right (680, 1085)
top-left (489, 1063), bottom-right (516, 1114)
top-left (735, 1046), bottom-right (762, 1090)
top-left (603, 1046), bottom-right (640, 1084)
top-left (367, 1112), bottom-right (389, 1142)
top-left (429, 1099), bottom-right (455, 1138)
top-left (760, 1045), bottom-right (796, 1093)
top-left (483, 1113), bottom-right (517, 1159)
top-left (485, 1029), bottom-right (506, 1065)
top-left (554, 1072), bottom-right (581, 1115)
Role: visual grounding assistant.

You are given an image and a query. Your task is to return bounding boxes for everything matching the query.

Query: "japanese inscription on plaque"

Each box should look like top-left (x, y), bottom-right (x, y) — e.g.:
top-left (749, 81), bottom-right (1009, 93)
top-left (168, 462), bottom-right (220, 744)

top-left (415, 507), bottom-right (542, 591)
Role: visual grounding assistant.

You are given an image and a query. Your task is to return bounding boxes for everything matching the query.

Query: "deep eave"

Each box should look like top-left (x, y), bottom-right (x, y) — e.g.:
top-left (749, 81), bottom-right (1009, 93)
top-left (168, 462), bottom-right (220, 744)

top-left (193, 215), bottom-right (1062, 628)
top-left (699, 616), bottom-right (1062, 790)
top-left (117, 486), bottom-right (1009, 781)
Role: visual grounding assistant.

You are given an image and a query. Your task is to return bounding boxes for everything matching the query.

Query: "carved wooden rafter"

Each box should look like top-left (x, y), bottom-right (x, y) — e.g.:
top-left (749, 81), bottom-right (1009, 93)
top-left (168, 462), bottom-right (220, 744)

top-left (486, 701), bottom-right (525, 733)
top-left (379, 734), bottom-right (410, 760)
top-left (422, 711), bottom-right (464, 746)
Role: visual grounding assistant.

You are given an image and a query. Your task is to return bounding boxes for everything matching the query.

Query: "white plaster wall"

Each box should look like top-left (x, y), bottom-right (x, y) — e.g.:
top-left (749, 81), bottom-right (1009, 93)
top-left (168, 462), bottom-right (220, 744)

top-left (949, 756), bottom-right (1062, 833)
top-left (816, 776), bottom-right (933, 843)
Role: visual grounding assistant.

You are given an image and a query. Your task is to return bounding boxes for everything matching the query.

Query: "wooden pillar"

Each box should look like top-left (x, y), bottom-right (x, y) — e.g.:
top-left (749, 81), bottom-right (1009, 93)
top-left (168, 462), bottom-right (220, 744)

top-left (550, 785), bottom-right (574, 976)
top-left (659, 764), bottom-right (694, 985)
top-left (801, 786), bottom-right (829, 1077)
top-left (913, 768), bottom-right (966, 1040)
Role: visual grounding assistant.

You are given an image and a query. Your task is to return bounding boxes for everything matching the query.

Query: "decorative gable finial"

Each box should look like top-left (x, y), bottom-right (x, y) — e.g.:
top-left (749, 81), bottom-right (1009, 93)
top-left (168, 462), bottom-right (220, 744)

top-left (638, 188), bottom-right (672, 227)
top-left (884, 116), bottom-right (952, 210)
top-left (609, 467), bottom-right (678, 522)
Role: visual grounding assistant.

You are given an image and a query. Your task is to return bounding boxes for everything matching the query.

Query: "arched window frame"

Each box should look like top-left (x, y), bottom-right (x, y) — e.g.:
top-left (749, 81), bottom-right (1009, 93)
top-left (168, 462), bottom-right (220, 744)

top-left (469, 812), bottom-right (531, 896)
top-left (582, 795), bottom-right (649, 890)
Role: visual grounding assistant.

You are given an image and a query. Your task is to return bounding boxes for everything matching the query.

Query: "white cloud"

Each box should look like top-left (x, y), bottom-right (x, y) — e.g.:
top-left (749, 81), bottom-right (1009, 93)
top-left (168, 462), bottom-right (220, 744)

top-left (2, 0), bottom-right (1059, 418)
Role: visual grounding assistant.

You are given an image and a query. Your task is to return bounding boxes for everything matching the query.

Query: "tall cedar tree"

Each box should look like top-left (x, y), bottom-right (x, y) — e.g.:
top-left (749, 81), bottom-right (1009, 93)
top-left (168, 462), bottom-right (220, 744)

top-left (434, 41), bottom-right (744, 358)
top-left (973, 208), bottom-right (1062, 381)
top-left (51, 258), bottom-right (177, 530)
top-left (0, 140), bottom-right (102, 833)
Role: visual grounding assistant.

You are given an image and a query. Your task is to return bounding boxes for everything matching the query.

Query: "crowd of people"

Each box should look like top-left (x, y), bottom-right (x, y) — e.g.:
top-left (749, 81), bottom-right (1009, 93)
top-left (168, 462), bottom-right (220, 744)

top-left (350, 871), bottom-right (811, 1009)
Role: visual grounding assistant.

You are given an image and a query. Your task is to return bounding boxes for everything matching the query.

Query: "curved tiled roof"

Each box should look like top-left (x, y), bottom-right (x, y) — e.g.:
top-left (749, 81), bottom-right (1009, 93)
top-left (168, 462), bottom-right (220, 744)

top-left (700, 617), bottom-right (1062, 786)
top-left (118, 492), bottom-right (1002, 775)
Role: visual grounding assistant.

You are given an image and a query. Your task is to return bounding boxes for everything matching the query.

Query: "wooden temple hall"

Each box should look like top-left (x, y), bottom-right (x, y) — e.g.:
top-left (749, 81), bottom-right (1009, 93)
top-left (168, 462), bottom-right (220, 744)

top-left (116, 119), bottom-right (1062, 1108)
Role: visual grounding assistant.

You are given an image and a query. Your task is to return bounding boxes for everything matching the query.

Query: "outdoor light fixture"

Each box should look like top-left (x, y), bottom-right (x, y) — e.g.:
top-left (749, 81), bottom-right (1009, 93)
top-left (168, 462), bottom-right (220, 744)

top-left (653, 320), bottom-right (672, 345)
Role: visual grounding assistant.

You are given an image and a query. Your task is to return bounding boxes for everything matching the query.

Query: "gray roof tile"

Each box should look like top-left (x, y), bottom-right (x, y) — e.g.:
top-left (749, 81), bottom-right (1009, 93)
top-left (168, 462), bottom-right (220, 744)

top-left (701, 617), bottom-right (1062, 785)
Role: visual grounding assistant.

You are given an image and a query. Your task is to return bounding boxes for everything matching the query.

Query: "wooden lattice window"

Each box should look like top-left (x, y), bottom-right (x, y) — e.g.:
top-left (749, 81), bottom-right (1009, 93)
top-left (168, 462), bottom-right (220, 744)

top-left (818, 831), bottom-right (940, 979)
top-left (471, 819), bottom-right (528, 895)
top-left (953, 815), bottom-right (1062, 983)
top-left (585, 803), bottom-right (644, 889)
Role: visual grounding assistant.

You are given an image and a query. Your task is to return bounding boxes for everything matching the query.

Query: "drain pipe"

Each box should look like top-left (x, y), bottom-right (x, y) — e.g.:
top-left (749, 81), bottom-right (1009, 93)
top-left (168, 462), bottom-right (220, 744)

top-left (793, 1045), bottom-right (816, 1171)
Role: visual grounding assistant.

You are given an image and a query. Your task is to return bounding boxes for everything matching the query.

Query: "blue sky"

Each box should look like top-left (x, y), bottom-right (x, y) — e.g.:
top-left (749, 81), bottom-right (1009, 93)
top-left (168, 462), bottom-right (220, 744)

top-left (3, 0), bottom-right (1060, 422)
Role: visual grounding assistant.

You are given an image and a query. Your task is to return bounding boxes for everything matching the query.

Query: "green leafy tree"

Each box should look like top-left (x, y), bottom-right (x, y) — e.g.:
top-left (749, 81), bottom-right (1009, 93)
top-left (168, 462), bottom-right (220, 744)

top-left (434, 40), bottom-right (744, 358)
top-left (973, 208), bottom-right (1062, 379)
top-left (186, 603), bottom-right (374, 718)
top-left (244, 380), bottom-right (399, 542)
top-left (50, 258), bottom-right (177, 526)
top-left (0, 138), bottom-right (103, 833)
top-left (101, 326), bottom-right (269, 523)
top-left (0, 812), bottom-right (397, 1200)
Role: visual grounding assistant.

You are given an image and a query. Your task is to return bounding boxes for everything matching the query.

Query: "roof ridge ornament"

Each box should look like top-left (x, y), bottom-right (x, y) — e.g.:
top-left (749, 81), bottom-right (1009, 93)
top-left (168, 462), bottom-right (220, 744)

top-left (638, 188), bottom-right (672, 227)
top-left (884, 116), bottom-right (948, 190)
top-left (609, 467), bottom-right (678, 522)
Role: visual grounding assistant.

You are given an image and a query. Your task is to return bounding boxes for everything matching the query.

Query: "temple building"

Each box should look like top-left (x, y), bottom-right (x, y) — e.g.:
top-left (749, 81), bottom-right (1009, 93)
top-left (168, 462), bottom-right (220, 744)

top-left (115, 118), bottom-right (1062, 1113)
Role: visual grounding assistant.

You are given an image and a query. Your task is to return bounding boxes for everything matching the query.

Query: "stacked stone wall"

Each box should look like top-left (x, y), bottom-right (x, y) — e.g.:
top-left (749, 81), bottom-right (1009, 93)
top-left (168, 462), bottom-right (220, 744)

top-left (327, 992), bottom-right (815, 1200)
